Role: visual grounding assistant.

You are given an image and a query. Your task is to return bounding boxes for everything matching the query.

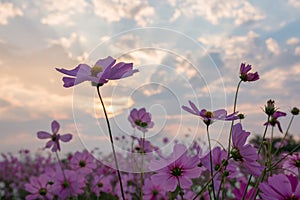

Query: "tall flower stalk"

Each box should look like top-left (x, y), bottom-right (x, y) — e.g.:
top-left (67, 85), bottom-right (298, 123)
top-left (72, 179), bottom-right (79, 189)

top-left (56, 56), bottom-right (138, 200)
top-left (96, 85), bottom-right (125, 200)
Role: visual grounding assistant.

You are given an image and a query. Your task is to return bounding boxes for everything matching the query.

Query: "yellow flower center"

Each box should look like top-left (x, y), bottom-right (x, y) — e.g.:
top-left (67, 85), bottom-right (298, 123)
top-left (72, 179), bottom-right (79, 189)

top-left (91, 65), bottom-right (103, 77)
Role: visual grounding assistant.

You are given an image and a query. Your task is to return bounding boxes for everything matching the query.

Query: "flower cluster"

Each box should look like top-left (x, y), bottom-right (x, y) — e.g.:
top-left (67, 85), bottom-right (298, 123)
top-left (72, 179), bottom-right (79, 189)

top-left (1, 59), bottom-right (299, 200)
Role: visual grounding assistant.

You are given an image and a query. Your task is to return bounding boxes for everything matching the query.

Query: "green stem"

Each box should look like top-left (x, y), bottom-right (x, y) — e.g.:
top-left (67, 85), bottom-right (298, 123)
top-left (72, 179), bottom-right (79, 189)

top-left (192, 158), bottom-right (230, 200)
top-left (96, 85), bottom-right (125, 200)
top-left (206, 125), bottom-right (216, 200)
top-left (227, 80), bottom-right (242, 157)
top-left (55, 152), bottom-right (66, 180)
top-left (267, 127), bottom-right (274, 177)
top-left (241, 115), bottom-right (270, 200)
top-left (274, 115), bottom-right (295, 155)
top-left (140, 131), bottom-right (145, 200)
top-left (176, 177), bottom-right (184, 200)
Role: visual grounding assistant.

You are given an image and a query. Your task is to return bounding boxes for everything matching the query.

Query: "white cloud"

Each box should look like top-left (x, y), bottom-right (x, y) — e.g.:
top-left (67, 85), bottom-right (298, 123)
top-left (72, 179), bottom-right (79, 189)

top-left (92, 0), bottom-right (155, 26)
top-left (0, 2), bottom-right (23, 25)
top-left (0, 76), bottom-right (72, 121)
top-left (294, 46), bottom-right (300, 55)
top-left (288, 0), bottom-right (300, 7)
top-left (198, 31), bottom-right (260, 64)
top-left (167, 0), bottom-right (264, 25)
top-left (265, 38), bottom-right (281, 55)
top-left (41, 0), bottom-right (88, 26)
top-left (286, 37), bottom-right (300, 45)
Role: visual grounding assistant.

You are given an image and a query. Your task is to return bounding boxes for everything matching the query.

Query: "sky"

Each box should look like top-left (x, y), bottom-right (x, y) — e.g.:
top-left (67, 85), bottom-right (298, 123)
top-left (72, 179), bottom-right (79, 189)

top-left (0, 0), bottom-right (300, 159)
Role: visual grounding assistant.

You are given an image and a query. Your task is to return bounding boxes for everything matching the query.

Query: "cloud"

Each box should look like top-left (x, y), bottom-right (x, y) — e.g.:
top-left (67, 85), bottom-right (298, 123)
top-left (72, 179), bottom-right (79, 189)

top-left (198, 31), bottom-right (261, 65)
top-left (0, 76), bottom-right (72, 121)
top-left (288, 0), bottom-right (300, 7)
top-left (40, 0), bottom-right (88, 26)
top-left (167, 0), bottom-right (264, 25)
top-left (286, 37), bottom-right (300, 45)
top-left (294, 46), bottom-right (300, 56)
top-left (265, 38), bottom-right (281, 55)
top-left (92, 0), bottom-right (155, 26)
top-left (0, 2), bottom-right (23, 25)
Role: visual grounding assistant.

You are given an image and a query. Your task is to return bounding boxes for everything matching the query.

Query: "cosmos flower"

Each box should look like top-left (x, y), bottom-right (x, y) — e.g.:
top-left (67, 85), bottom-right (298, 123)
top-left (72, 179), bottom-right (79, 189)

top-left (70, 150), bottom-right (96, 175)
top-left (37, 120), bottom-right (72, 152)
top-left (239, 62), bottom-right (259, 82)
top-left (91, 175), bottom-right (113, 197)
top-left (52, 170), bottom-right (85, 200)
top-left (282, 152), bottom-right (300, 176)
top-left (264, 111), bottom-right (287, 133)
top-left (25, 174), bottom-right (53, 200)
top-left (233, 180), bottom-right (257, 200)
top-left (182, 100), bottom-right (239, 126)
top-left (56, 56), bottom-right (138, 87)
top-left (143, 178), bottom-right (167, 200)
top-left (149, 144), bottom-right (201, 191)
top-left (231, 123), bottom-right (263, 177)
top-left (259, 174), bottom-right (300, 200)
top-left (128, 108), bottom-right (154, 132)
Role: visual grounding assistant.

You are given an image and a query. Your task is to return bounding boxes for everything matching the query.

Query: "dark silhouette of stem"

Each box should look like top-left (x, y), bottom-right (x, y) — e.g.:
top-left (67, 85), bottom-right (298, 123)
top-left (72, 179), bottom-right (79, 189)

top-left (96, 85), bottom-right (125, 200)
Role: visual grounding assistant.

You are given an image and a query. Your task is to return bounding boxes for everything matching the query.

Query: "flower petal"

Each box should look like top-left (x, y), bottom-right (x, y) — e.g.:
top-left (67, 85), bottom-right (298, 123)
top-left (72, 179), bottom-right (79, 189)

top-left (37, 131), bottom-right (52, 139)
top-left (51, 120), bottom-right (60, 134)
top-left (60, 134), bottom-right (72, 142)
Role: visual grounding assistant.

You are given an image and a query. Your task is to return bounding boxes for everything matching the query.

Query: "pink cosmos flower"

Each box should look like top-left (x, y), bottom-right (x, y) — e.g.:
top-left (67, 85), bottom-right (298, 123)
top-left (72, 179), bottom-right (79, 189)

top-left (182, 100), bottom-right (239, 126)
top-left (201, 146), bottom-right (236, 176)
top-left (231, 123), bottom-right (263, 177)
top-left (282, 152), bottom-right (300, 176)
top-left (239, 62), bottom-right (259, 82)
top-left (143, 178), bottom-right (167, 200)
top-left (264, 111), bottom-right (286, 133)
top-left (52, 170), bottom-right (85, 200)
top-left (56, 56), bottom-right (138, 87)
top-left (37, 120), bottom-right (72, 152)
top-left (128, 108), bottom-right (154, 132)
top-left (233, 181), bottom-right (257, 200)
top-left (259, 174), bottom-right (300, 200)
top-left (25, 174), bottom-right (53, 200)
top-left (91, 175), bottom-right (113, 197)
top-left (70, 150), bottom-right (96, 175)
top-left (149, 144), bottom-right (201, 191)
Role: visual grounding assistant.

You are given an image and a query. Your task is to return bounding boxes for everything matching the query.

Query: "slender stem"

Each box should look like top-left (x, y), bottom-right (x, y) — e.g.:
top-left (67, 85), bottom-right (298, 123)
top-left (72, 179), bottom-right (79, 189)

top-left (192, 158), bottom-right (230, 200)
top-left (55, 152), bottom-right (66, 180)
top-left (140, 131), bottom-right (145, 200)
top-left (241, 115), bottom-right (270, 200)
top-left (267, 127), bottom-right (274, 177)
top-left (227, 80), bottom-right (242, 157)
top-left (253, 144), bottom-right (300, 199)
top-left (206, 125), bottom-right (216, 200)
top-left (274, 115), bottom-right (295, 155)
top-left (176, 177), bottom-right (184, 200)
top-left (96, 85), bottom-right (125, 200)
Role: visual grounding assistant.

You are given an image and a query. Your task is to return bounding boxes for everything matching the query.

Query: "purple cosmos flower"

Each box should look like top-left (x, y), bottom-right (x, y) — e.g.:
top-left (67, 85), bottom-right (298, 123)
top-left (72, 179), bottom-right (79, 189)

top-left (259, 174), bottom-right (300, 200)
top-left (149, 144), bottom-right (201, 191)
top-left (233, 181), bottom-right (257, 200)
top-left (52, 170), bottom-right (85, 200)
top-left (143, 178), bottom-right (167, 200)
top-left (264, 111), bottom-right (286, 133)
top-left (37, 120), bottom-right (72, 152)
top-left (128, 108), bottom-right (154, 132)
top-left (239, 62), bottom-right (259, 82)
top-left (201, 147), bottom-right (236, 176)
top-left (70, 150), bottom-right (96, 175)
top-left (25, 174), bottom-right (54, 200)
top-left (182, 100), bottom-right (239, 126)
top-left (231, 123), bottom-right (263, 177)
top-left (91, 175), bottom-right (113, 197)
top-left (282, 152), bottom-right (300, 176)
top-left (56, 56), bottom-right (138, 87)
